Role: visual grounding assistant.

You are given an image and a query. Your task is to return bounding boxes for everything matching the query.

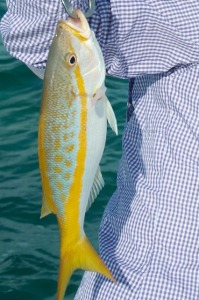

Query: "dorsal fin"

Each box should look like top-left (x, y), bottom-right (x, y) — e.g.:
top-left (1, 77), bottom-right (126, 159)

top-left (40, 194), bottom-right (52, 219)
top-left (86, 167), bottom-right (104, 212)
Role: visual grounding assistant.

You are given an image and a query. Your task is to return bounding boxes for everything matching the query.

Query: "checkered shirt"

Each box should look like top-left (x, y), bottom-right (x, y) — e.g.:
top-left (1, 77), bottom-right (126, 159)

top-left (1, 1), bottom-right (199, 299)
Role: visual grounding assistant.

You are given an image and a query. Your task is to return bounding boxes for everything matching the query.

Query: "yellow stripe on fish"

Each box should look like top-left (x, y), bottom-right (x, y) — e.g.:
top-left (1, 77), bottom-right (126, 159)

top-left (61, 63), bottom-right (87, 244)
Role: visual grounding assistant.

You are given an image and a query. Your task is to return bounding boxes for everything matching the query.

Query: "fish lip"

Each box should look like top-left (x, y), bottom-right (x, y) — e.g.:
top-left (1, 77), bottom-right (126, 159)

top-left (59, 9), bottom-right (91, 39)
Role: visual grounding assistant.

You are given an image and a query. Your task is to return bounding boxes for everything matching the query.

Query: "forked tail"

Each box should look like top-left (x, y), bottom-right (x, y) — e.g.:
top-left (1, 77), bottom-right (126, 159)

top-left (56, 235), bottom-right (115, 300)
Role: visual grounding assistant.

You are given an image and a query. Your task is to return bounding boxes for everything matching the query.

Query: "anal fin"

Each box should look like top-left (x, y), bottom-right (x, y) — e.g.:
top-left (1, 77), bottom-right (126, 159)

top-left (86, 167), bottom-right (104, 212)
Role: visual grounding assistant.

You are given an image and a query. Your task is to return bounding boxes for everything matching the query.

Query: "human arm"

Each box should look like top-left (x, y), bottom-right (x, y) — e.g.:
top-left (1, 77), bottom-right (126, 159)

top-left (1, 0), bottom-right (199, 79)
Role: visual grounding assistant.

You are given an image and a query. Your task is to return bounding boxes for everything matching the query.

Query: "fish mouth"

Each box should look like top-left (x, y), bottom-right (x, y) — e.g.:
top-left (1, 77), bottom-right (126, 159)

top-left (59, 9), bottom-right (91, 39)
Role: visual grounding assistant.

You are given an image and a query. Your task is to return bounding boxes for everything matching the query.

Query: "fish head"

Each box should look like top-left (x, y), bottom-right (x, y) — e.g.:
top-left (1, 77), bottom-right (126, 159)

top-left (46, 9), bottom-right (106, 97)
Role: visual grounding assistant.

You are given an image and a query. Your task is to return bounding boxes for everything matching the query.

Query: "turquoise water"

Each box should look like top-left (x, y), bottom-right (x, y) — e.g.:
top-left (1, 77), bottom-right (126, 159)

top-left (0, 3), bottom-right (128, 299)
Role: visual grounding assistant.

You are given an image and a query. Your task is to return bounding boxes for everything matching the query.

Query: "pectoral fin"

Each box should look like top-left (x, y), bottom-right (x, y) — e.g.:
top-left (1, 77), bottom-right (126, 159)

top-left (86, 167), bottom-right (104, 212)
top-left (106, 99), bottom-right (118, 135)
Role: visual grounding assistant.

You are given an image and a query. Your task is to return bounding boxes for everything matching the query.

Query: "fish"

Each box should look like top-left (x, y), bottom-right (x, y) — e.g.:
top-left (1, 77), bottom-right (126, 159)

top-left (38, 9), bottom-right (117, 300)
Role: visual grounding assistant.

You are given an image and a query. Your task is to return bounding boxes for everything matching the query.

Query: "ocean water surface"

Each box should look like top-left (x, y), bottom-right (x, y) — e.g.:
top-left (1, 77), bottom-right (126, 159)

top-left (0, 2), bottom-right (128, 299)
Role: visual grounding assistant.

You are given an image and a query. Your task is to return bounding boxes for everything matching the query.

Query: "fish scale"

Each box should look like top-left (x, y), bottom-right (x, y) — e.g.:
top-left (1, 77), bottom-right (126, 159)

top-left (45, 105), bottom-right (80, 216)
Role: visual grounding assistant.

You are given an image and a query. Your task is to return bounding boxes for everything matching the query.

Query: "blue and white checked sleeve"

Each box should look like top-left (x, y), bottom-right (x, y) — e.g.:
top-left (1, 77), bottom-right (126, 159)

top-left (1, 0), bottom-right (199, 78)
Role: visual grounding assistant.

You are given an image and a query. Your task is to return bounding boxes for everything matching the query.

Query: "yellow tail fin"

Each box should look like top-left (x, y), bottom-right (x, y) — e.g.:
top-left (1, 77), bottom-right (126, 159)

top-left (56, 236), bottom-right (115, 300)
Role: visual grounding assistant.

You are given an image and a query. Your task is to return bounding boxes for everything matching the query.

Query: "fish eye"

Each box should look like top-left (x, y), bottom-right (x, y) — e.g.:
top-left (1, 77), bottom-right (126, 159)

top-left (65, 53), bottom-right (77, 67)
